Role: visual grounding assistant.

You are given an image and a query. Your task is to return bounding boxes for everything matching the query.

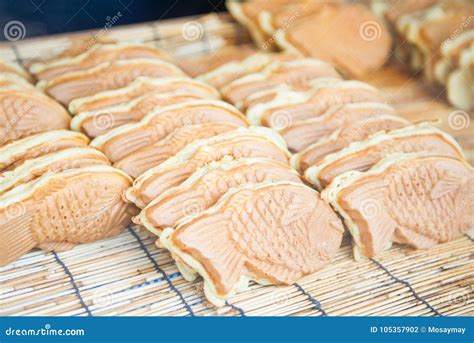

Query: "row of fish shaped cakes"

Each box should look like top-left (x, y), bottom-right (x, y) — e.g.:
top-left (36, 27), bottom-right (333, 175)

top-left (190, 50), bottom-right (403, 155)
top-left (127, 127), bottom-right (344, 306)
top-left (0, 58), bottom-right (70, 145)
top-left (83, 87), bottom-right (345, 305)
top-left (195, 50), bottom-right (473, 262)
top-left (0, 130), bottom-right (137, 266)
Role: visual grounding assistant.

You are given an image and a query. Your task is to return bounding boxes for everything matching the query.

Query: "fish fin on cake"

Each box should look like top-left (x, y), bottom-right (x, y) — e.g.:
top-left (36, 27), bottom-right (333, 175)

top-left (38, 241), bottom-right (77, 252)
top-left (246, 259), bottom-right (301, 285)
top-left (393, 226), bottom-right (438, 250)
top-left (430, 173), bottom-right (465, 200)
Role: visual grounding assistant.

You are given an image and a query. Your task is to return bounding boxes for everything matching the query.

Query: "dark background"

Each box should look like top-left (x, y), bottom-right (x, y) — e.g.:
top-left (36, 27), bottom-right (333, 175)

top-left (0, 0), bottom-right (226, 41)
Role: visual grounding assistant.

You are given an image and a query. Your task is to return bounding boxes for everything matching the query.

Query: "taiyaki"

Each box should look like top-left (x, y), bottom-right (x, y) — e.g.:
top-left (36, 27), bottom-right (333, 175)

top-left (40, 59), bottom-right (186, 105)
top-left (226, 0), bottom-right (298, 49)
top-left (292, 115), bottom-right (411, 172)
top-left (68, 76), bottom-right (220, 114)
top-left (114, 123), bottom-right (239, 178)
top-left (0, 165), bottom-right (137, 266)
top-left (435, 30), bottom-right (473, 85)
top-left (0, 89), bottom-right (70, 145)
top-left (197, 52), bottom-right (297, 89)
top-left (90, 100), bottom-right (249, 163)
top-left (0, 147), bottom-right (110, 194)
top-left (280, 102), bottom-right (397, 152)
top-left (125, 127), bottom-right (290, 208)
top-left (178, 45), bottom-right (257, 77)
top-left (35, 36), bottom-right (117, 64)
top-left (139, 158), bottom-right (302, 236)
top-left (305, 124), bottom-right (465, 190)
top-left (276, 3), bottom-right (392, 77)
top-left (30, 43), bottom-right (171, 81)
top-left (0, 130), bottom-right (89, 173)
top-left (70, 92), bottom-right (202, 138)
top-left (221, 59), bottom-right (340, 108)
top-left (246, 79), bottom-right (383, 127)
top-left (160, 181), bottom-right (344, 307)
top-left (258, 0), bottom-right (328, 38)
top-left (322, 153), bottom-right (474, 260)
top-left (447, 48), bottom-right (473, 111)
top-left (0, 58), bottom-right (33, 83)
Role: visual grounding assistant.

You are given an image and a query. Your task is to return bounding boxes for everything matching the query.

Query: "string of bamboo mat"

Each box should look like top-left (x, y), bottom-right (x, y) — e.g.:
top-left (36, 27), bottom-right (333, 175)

top-left (0, 13), bottom-right (472, 316)
top-left (1, 226), bottom-right (472, 316)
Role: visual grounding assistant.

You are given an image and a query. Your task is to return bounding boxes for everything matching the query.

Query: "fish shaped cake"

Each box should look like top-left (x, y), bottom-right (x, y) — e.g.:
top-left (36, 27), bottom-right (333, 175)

top-left (305, 124), bottom-right (465, 190)
top-left (35, 36), bottom-right (117, 64)
top-left (0, 165), bottom-right (138, 266)
top-left (90, 100), bottom-right (249, 163)
top-left (70, 92), bottom-right (202, 138)
top-left (246, 79), bottom-right (383, 127)
top-left (68, 76), bottom-right (220, 114)
top-left (221, 59), bottom-right (341, 108)
top-left (178, 45), bottom-right (257, 77)
top-left (0, 147), bottom-right (110, 194)
top-left (276, 3), bottom-right (392, 77)
top-left (322, 153), bottom-right (474, 259)
top-left (292, 115), bottom-right (411, 172)
top-left (0, 58), bottom-right (33, 83)
top-left (125, 127), bottom-right (290, 208)
top-left (114, 123), bottom-right (239, 178)
top-left (30, 43), bottom-right (172, 81)
top-left (280, 102), bottom-right (397, 152)
top-left (197, 52), bottom-right (297, 89)
top-left (160, 181), bottom-right (344, 307)
top-left (0, 130), bottom-right (89, 173)
top-left (40, 59), bottom-right (186, 105)
top-left (258, 0), bottom-right (328, 38)
top-left (0, 89), bottom-right (70, 145)
top-left (447, 50), bottom-right (473, 111)
top-left (435, 29), bottom-right (473, 84)
top-left (139, 158), bottom-right (303, 236)
top-left (226, 0), bottom-right (294, 49)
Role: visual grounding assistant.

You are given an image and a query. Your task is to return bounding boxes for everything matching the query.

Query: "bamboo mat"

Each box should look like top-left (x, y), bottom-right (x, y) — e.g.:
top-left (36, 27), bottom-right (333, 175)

top-left (0, 13), bottom-right (473, 317)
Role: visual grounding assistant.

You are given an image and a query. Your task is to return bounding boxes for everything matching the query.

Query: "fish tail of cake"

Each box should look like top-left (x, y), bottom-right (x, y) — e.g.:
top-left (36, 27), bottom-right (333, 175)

top-left (0, 206), bottom-right (36, 266)
top-left (176, 214), bottom-right (244, 290)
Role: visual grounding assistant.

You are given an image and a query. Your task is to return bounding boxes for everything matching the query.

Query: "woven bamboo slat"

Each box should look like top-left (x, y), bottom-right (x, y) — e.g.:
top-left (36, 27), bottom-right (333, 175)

top-left (0, 13), bottom-right (472, 316)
